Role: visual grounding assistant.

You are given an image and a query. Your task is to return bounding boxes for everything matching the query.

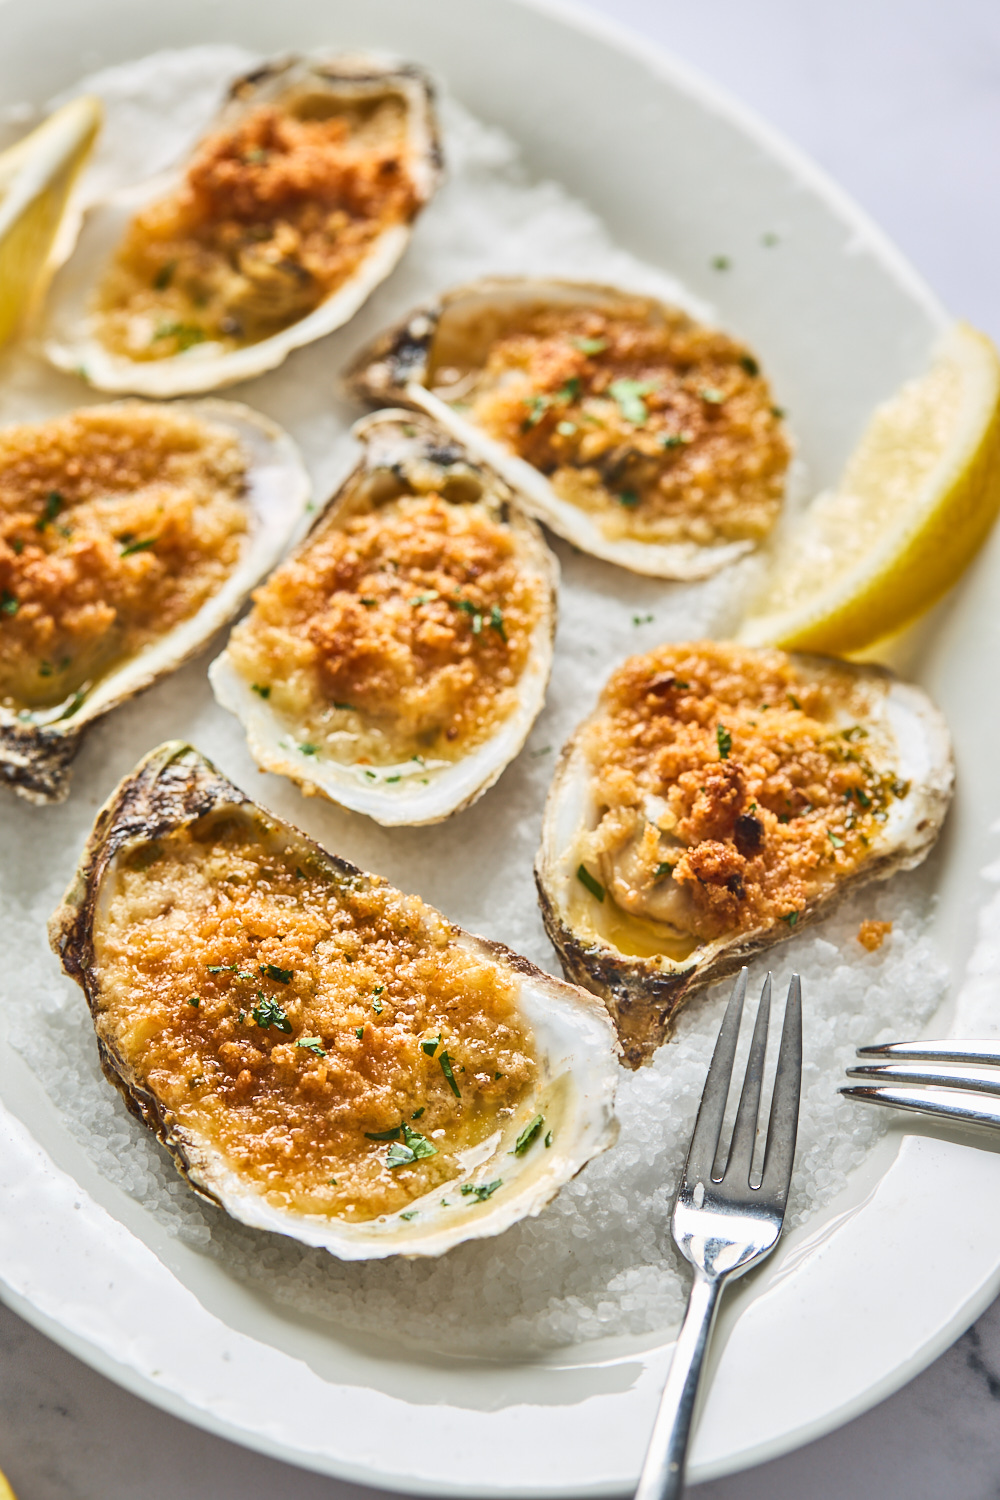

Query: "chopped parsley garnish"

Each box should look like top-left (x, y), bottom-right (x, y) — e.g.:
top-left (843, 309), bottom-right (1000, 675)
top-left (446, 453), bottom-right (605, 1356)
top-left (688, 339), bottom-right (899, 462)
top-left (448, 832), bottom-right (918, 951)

top-left (365, 1126), bottom-right (403, 1141)
top-left (739, 355), bottom-right (760, 377)
top-left (385, 1124), bottom-right (437, 1169)
top-left (412, 1107), bottom-right (425, 1119)
top-left (489, 605), bottom-right (507, 642)
top-left (251, 683), bottom-right (271, 698)
top-left (608, 377), bottom-right (655, 426)
top-left (653, 862), bottom-right (672, 880)
top-left (386, 774), bottom-right (401, 783)
top-left (772, 405), bottom-right (786, 419)
top-left (828, 831), bottom-right (845, 849)
top-left (439, 1051), bottom-right (461, 1098)
top-left (35, 490), bottom-right (63, 531)
top-left (762, 232), bottom-right (780, 247)
top-left (38, 661), bottom-right (52, 677)
top-left (557, 376), bottom-right (582, 403)
top-left (296, 1036), bottom-right (326, 1056)
top-left (120, 537), bottom-right (156, 557)
top-left (711, 255), bottom-right (730, 271)
top-left (334, 701), bottom-right (355, 711)
top-left (787, 693), bottom-right (802, 710)
top-left (328, 1178), bottom-right (338, 1187)
top-left (513, 1114), bottom-right (545, 1156)
top-left (409, 590), bottom-right (439, 606)
top-left (10, 538), bottom-right (22, 555)
top-left (207, 963), bottom-right (255, 980)
top-left (618, 489), bottom-right (640, 508)
top-left (373, 985), bottom-right (384, 996)
top-left (153, 260), bottom-right (177, 290)
top-left (251, 995), bottom-right (292, 1033)
top-left (453, 596), bottom-right (483, 635)
top-left (259, 963), bottom-right (293, 984)
top-left (716, 724), bottom-right (732, 759)
top-left (373, 996), bottom-right (383, 1015)
top-left (421, 1034), bottom-right (441, 1056)
top-left (576, 864), bottom-right (605, 903)
top-left (632, 613), bottom-right (654, 626)
top-left (360, 597), bottom-right (377, 607)
top-left (400, 1210), bottom-right (419, 1221)
top-left (460, 1179), bottom-right (502, 1202)
top-left (152, 321), bottom-right (205, 350)
top-left (842, 725), bottom-right (868, 741)
top-left (188, 996), bottom-right (200, 1008)
top-left (522, 393), bottom-right (551, 428)
top-left (355, 1026), bottom-right (365, 1039)
top-left (853, 787), bottom-right (872, 808)
top-left (659, 431), bottom-right (691, 448)
top-left (573, 336), bottom-right (608, 355)
top-left (700, 387), bottom-right (726, 404)
top-left (300, 743), bottom-right (318, 756)
top-left (545, 1131), bottom-right (553, 1148)
top-left (781, 911), bottom-right (800, 925)
top-left (364, 770), bottom-right (377, 779)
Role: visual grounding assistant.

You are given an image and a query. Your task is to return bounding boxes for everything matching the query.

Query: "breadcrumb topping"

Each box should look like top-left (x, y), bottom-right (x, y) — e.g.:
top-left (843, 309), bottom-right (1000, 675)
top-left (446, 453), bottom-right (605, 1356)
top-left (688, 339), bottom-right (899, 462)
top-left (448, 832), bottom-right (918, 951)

top-left (228, 490), bottom-right (544, 765)
top-left (0, 405), bottom-right (247, 713)
top-left (99, 92), bottom-right (419, 357)
top-left (96, 815), bottom-right (536, 1220)
top-left (439, 298), bottom-right (789, 547)
top-left (576, 643), bottom-right (908, 945)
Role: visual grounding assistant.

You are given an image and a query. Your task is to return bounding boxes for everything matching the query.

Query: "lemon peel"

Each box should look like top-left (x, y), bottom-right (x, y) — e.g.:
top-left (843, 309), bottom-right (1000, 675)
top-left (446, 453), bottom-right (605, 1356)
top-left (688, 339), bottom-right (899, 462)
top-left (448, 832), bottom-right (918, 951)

top-left (739, 322), bottom-right (1000, 655)
top-left (0, 95), bottom-right (102, 349)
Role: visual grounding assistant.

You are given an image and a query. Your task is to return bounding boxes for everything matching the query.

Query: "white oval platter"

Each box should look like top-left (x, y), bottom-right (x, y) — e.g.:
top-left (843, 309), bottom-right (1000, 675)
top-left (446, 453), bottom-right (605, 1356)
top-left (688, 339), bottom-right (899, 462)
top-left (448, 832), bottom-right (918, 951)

top-left (2, 0), bottom-right (1000, 1494)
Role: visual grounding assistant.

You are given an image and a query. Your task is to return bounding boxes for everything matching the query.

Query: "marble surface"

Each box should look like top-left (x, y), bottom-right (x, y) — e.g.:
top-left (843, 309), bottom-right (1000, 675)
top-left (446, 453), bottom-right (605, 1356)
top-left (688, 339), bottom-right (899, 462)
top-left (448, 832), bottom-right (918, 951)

top-left (3, 0), bottom-right (1000, 1496)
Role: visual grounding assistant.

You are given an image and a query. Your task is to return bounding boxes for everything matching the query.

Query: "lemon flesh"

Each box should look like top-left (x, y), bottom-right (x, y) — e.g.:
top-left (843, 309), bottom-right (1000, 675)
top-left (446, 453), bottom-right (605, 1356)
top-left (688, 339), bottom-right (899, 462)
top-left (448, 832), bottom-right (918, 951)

top-left (740, 322), bottom-right (1000, 655)
top-left (0, 95), bottom-right (102, 349)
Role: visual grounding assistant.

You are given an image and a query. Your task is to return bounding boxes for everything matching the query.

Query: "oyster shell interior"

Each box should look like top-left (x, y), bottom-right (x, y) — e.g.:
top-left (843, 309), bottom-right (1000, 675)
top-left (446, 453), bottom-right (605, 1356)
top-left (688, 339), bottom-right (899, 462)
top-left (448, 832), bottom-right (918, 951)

top-left (536, 642), bottom-right (954, 1066)
top-left (49, 742), bottom-right (619, 1260)
top-left (210, 410), bottom-right (558, 826)
top-left (41, 54), bottom-right (441, 395)
top-left (0, 398), bottom-right (310, 803)
top-left (348, 277), bottom-right (791, 579)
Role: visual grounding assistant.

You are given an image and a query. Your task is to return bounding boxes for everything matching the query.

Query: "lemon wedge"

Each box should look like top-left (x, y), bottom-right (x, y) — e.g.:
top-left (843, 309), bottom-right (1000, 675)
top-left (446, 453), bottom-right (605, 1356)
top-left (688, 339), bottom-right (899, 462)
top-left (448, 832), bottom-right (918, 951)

top-left (0, 95), bottom-right (102, 349)
top-left (739, 322), bottom-right (1000, 655)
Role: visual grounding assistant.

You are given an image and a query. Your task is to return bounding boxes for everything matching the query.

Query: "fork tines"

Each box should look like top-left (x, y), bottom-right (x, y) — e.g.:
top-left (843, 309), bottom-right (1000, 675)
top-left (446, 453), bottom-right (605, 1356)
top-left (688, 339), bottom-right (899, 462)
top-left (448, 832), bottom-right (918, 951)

top-left (842, 1039), bottom-right (1000, 1129)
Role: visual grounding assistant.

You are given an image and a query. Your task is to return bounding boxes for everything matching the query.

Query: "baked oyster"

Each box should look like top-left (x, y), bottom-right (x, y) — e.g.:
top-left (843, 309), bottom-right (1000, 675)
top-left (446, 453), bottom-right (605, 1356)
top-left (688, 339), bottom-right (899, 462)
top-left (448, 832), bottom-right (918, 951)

top-left (0, 399), bottom-right (309, 803)
top-left (210, 410), bottom-right (558, 825)
top-left (536, 641), bottom-right (953, 1067)
top-left (347, 277), bottom-right (791, 578)
top-left (41, 54), bottom-right (441, 395)
top-left (49, 742), bottom-right (619, 1260)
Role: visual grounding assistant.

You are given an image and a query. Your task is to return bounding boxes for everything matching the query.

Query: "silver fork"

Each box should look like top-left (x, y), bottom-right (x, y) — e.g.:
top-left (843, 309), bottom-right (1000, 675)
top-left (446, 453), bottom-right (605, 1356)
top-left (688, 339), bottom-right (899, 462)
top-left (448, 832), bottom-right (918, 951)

top-left (635, 968), bottom-right (802, 1500)
top-left (842, 1039), bottom-right (1000, 1126)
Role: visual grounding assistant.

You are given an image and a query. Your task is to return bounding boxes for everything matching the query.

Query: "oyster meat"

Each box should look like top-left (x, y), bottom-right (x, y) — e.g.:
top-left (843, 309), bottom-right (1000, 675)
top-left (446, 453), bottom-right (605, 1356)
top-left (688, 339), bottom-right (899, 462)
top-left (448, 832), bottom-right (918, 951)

top-left (41, 54), bottom-right (441, 395)
top-left (210, 410), bottom-right (558, 825)
top-left (348, 277), bottom-right (791, 578)
top-left (535, 641), bottom-right (953, 1066)
top-left (0, 399), bottom-right (310, 803)
top-left (49, 742), bottom-right (619, 1260)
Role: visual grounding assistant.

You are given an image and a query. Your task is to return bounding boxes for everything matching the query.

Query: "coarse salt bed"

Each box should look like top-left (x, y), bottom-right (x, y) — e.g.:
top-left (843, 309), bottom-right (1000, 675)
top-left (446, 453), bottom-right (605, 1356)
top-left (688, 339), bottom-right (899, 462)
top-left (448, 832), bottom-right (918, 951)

top-left (0, 47), bottom-right (948, 1356)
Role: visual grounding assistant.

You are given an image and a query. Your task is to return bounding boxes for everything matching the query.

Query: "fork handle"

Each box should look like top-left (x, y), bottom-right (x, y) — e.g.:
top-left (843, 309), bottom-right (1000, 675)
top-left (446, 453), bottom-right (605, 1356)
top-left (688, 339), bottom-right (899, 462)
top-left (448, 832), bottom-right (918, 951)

top-left (635, 1270), bottom-right (724, 1500)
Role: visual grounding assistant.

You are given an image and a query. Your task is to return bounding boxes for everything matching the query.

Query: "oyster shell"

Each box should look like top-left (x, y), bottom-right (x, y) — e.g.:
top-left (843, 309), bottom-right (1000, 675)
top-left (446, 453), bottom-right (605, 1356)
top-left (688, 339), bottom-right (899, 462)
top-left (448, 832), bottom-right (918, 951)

top-left (535, 642), bottom-right (953, 1067)
top-left (49, 742), bottom-right (619, 1260)
top-left (0, 398), bottom-right (310, 804)
top-left (210, 410), bottom-right (558, 825)
top-left (347, 277), bottom-right (791, 578)
top-left (40, 54), bottom-right (441, 395)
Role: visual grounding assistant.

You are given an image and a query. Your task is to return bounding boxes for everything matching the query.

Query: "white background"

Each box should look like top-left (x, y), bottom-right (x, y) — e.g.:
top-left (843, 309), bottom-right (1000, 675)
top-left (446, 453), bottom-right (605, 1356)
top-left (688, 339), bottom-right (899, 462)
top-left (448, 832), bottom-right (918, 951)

top-left (3, 0), bottom-right (1000, 1496)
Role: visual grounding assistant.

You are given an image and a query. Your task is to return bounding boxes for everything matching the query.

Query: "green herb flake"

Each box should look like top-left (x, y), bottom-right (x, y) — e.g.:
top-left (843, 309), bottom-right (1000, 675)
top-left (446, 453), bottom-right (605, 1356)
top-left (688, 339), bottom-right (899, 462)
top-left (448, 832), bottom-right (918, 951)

top-left (487, 604), bottom-right (507, 642)
top-left (828, 830), bottom-right (845, 849)
top-left (781, 910), bottom-right (800, 925)
top-left (120, 537), bottom-right (156, 557)
top-left (421, 1034), bottom-right (441, 1057)
top-left (787, 693), bottom-right (802, 710)
top-left (153, 260), bottom-right (177, 290)
top-left (386, 1124), bottom-right (437, 1169)
top-left (659, 432), bottom-right (690, 449)
top-left (522, 394), bottom-right (551, 428)
top-left (360, 597), bottom-right (377, 607)
top-left (35, 490), bottom-right (64, 532)
top-left (296, 1036), bottom-right (327, 1056)
top-left (250, 682), bottom-right (271, 699)
top-left (460, 1179), bottom-right (503, 1202)
top-left (251, 995), bottom-right (292, 1033)
top-left (716, 724), bottom-right (732, 760)
top-left (576, 864), bottom-right (605, 903)
top-left (762, 232), bottom-right (780, 247)
top-left (654, 862), bottom-right (672, 880)
top-left (711, 255), bottom-right (730, 271)
top-left (608, 378), bottom-right (655, 426)
top-left (385, 774), bottom-right (402, 784)
top-left (513, 1114), bottom-right (545, 1156)
top-left (355, 1026), bottom-right (365, 1039)
top-left (772, 405), bottom-right (786, 420)
top-left (373, 997), bottom-right (383, 1015)
top-left (409, 590), bottom-right (440, 606)
top-left (439, 1050), bottom-right (461, 1099)
top-left (618, 489), bottom-right (640, 509)
top-left (700, 387), bottom-right (726, 404)
top-left (557, 376), bottom-right (582, 403)
top-left (544, 1131), bottom-right (553, 1148)
top-left (632, 613), bottom-right (654, 626)
top-left (152, 321), bottom-right (206, 350)
top-left (328, 1178), bottom-right (338, 1187)
top-left (300, 743), bottom-right (318, 756)
top-left (400, 1210), bottom-right (419, 1221)
top-left (572, 336), bottom-right (608, 355)
top-left (259, 962), bottom-right (293, 984)
top-left (38, 661), bottom-right (52, 678)
top-left (739, 355), bottom-right (760, 377)
top-left (412, 1107), bottom-right (425, 1119)
top-left (334, 701), bottom-right (355, 712)
top-left (188, 996), bottom-right (201, 1008)
top-left (842, 725), bottom-right (868, 742)
top-left (10, 538), bottom-right (23, 555)
top-left (365, 1126), bottom-right (402, 1142)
